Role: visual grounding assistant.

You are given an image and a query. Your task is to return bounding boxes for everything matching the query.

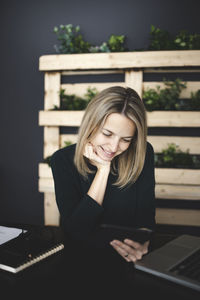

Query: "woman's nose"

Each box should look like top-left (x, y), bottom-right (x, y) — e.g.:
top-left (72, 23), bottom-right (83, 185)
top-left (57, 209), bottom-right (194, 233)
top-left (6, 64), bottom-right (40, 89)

top-left (110, 138), bottom-right (119, 152)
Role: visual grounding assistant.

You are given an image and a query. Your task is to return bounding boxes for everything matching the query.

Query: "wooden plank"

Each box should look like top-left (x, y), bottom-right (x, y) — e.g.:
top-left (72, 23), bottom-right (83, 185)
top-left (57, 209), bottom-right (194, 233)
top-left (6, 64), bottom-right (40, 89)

top-left (43, 127), bottom-right (59, 158)
top-left (61, 82), bottom-right (126, 97)
top-left (148, 136), bottom-right (200, 154)
top-left (62, 70), bottom-right (124, 75)
top-left (39, 178), bottom-right (54, 193)
top-left (39, 110), bottom-right (200, 127)
top-left (39, 50), bottom-right (200, 71)
top-left (155, 168), bottom-right (200, 185)
top-left (155, 184), bottom-right (200, 200)
top-left (156, 208), bottom-right (200, 226)
top-left (39, 168), bottom-right (200, 200)
top-left (39, 111), bottom-right (84, 126)
top-left (39, 163), bottom-right (200, 187)
top-left (143, 81), bottom-right (200, 99)
top-left (61, 81), bottom-right (200, 99)
top-left (44, 193), bottom-right (60, 226)
top-left (44, 72), bottom-right (61, 110)
top-left (147, 111), bottom-right (200, 127)
top-left (144, 68), bottom-right (200, 73)
top-left (39, 163), bottom-right (52, 178)
top-left (125, 70), bottom-right (143, 97)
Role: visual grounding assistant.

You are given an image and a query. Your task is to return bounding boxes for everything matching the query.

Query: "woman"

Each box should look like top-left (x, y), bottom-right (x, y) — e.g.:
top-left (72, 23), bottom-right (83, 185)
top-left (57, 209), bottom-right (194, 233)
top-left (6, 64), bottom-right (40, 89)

top-left (50, 86), bottom-right (155, 294)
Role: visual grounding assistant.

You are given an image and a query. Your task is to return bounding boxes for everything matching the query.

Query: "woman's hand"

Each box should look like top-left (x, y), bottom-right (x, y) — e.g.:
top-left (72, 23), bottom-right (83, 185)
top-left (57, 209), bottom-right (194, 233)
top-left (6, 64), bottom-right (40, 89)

top-left (110, 239), bottom-right (149, 263)
top-left (84, 142), bottom-right (111, 170)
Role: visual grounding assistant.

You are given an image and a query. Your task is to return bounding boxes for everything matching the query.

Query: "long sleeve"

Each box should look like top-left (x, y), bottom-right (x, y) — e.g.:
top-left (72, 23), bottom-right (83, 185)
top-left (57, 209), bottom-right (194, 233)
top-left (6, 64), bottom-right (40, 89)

top-left (135, 142), bottom-right (156, 230)
top-left (50, 146), bottom-right (104, 242)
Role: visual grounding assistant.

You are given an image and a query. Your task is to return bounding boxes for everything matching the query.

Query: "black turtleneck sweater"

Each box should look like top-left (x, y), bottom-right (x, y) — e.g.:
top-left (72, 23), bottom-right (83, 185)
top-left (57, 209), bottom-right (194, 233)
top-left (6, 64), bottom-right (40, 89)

top-left (50, 142), bottom-right (155, 249)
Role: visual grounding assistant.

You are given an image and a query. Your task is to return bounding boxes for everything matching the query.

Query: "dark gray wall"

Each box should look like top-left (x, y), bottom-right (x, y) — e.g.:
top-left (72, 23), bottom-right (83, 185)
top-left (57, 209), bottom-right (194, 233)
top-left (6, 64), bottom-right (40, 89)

top-left (0, 0), bottom-right (200, 226)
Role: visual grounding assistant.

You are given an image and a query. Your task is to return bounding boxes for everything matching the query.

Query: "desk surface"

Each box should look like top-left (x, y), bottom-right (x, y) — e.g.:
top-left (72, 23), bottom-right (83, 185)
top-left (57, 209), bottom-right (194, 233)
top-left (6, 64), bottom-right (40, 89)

top-left (0, 224), bottom-right (199, 300)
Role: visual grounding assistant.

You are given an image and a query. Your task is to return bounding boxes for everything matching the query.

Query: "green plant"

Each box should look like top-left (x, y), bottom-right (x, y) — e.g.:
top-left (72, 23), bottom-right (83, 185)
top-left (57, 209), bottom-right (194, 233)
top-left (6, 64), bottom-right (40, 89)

top-left (154, 143), bottom-right (200, 169)
top-left (174, 30), bottom-right (200, 50)
top-left (143, 78), bottom-right (186, 111)
top-left (148, 25), bottom-right (200, 50)
top-left (190, 89), bottom-right (200, 110)
top-left (53, 87), bottom-right (98, 110)
top-left (90, 35), bottom-right (127, 53)
top-left (107, 34), bottom-right (127, 52)
top-left (64, 141), bottom-right (73, 147)
top-left (84, 86), bottom-right (98, 102)
top-left (54, 24), bottom-right (127, 54)
top-left (53, 24), bottom-right (91, 54)
top-left (148, 25), bottom-right (174, 50)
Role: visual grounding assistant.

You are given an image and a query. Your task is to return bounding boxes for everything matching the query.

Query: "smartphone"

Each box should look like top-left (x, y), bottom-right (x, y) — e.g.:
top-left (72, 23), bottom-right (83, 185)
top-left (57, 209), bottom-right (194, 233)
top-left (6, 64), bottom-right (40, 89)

top-left (99, 224), bottom-right (153, 245)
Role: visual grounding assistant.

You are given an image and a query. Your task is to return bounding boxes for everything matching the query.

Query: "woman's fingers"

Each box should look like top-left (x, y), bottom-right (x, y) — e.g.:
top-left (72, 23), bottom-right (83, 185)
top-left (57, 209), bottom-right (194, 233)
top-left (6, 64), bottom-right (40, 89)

top-left (123, 239), bottom-right (141, 249)
top-left (110, 239), bottom-right (149, 262)
top-left (83, 143), bottom-right (93, 158)
top-left (124, 239), bottom-right (149, 254)
top-left (110, 240), bottom-right (141, 262)
top-left (110, 240), bottom-right (132, 262)
top-left (83, 143), bottom-right (111, 168)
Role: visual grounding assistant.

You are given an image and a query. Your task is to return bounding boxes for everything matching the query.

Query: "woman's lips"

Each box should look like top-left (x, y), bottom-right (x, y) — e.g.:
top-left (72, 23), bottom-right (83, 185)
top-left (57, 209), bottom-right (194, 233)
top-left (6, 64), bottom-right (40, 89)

top-left (99, 146), bottom-right (115, 159)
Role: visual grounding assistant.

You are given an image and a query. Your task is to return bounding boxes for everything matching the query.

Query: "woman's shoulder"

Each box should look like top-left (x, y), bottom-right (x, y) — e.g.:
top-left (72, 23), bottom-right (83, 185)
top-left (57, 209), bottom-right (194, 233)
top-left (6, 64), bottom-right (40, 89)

top-left (51, 144), bottom-right (76, 164)
top-left (146, 141), bottom-right (154, 155)
top-left (143, 141), bottom-right (155, 168)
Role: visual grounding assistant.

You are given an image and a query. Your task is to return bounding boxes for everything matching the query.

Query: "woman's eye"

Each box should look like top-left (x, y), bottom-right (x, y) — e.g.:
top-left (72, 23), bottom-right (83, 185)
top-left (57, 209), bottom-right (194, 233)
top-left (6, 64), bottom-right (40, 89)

top-left (122, 139), bottom-right (132, 143)
top-left (102, 132), bottom-right (111, 137)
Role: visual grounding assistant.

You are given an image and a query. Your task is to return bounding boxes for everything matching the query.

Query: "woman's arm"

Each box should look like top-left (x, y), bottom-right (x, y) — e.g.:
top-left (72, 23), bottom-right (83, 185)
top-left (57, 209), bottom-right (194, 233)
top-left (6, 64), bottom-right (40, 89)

top-left (84, 143), bottom-right (111, 206)
top-left (110, 142), bottom-right (156, 262)
top-left (50, 146), bottom-right (105, 242)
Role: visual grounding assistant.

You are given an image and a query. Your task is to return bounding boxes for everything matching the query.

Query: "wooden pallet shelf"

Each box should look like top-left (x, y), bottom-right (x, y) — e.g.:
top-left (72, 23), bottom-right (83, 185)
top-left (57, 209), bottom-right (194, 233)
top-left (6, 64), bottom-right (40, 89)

top-left (38, 50), bottom-right (200, 227)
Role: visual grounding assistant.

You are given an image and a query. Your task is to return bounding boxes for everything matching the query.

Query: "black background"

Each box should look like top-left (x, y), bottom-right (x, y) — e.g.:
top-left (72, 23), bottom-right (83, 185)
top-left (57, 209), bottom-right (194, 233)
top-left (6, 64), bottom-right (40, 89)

top-left (0, 0), bottom-right (200, 225)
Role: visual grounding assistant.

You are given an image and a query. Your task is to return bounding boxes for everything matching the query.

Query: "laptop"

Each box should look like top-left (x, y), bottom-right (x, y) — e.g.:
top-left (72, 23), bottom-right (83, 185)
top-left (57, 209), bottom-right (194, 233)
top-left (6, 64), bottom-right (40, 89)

top-left (134, 234), bottom-right (200, 292)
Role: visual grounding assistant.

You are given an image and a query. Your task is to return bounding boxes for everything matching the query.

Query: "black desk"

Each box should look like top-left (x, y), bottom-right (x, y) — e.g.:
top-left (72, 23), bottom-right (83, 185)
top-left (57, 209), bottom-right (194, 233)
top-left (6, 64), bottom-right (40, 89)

top-left (0, 224), bottom-right (199, 300)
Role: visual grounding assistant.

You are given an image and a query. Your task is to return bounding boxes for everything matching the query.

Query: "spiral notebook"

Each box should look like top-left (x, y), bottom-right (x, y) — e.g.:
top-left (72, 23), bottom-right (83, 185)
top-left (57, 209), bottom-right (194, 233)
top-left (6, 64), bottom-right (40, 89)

top-left (0, 226), bottom-right (64, 273)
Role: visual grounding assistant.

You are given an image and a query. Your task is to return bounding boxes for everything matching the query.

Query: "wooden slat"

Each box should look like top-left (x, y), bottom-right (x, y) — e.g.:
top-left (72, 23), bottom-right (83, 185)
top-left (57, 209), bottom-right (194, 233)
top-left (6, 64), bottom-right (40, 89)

top-left (143, 81), bottom-right (200, 99)
top-left (61, 81), bottom-right (200, 99)
top-left (39, 110), bottom-right (200, 127)
top-left (147, 111), bottom-right (200, 127)
top-left (39, 50), bottom-right (200, 71)
top-left (156, 208), bottom-right (200, 226)
top-left (44, 127), bottom-right (59, 158)
top-left (39, 179), bottom-right (200, 200)
top-left (148, 136), bottom-right (200, 154)
top-left (39, 163), bottom-right (52, 178)
top-left (125, 70), bottom-right (143, 97)
top-left (144, 68), bottom-right (200, 73)
top-left (39, 166), bottom-right (200, 200)
top-left (62, 70), bottom-right (124, 75)
top-left (44, 72), bottom-right (61, 110)
top-left (39, 163), bottom-right (200, 187)
top-left (39, 178), bottom-right (54, 193)
top-left (155, 184), bottom-right (200, 200)
top-left (155, 168), bottom-right (200, 185)
top-left (61, 82), bottom-right (126, 97)
top-left (39, 111), bottom-right (84, 126)
top-left (44, 193), bottom-right (60, 226)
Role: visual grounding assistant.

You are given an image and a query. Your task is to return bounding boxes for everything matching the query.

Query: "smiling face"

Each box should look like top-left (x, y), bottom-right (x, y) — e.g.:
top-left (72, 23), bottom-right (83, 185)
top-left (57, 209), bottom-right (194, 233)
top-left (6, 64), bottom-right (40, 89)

top-left (90, 113), bottom-right (136, 161)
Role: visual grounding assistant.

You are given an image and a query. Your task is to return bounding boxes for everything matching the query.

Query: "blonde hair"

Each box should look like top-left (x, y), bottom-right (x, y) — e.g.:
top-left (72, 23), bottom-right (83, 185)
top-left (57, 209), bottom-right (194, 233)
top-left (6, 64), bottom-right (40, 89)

top-left (74, 86), bottom-right (147, 188)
